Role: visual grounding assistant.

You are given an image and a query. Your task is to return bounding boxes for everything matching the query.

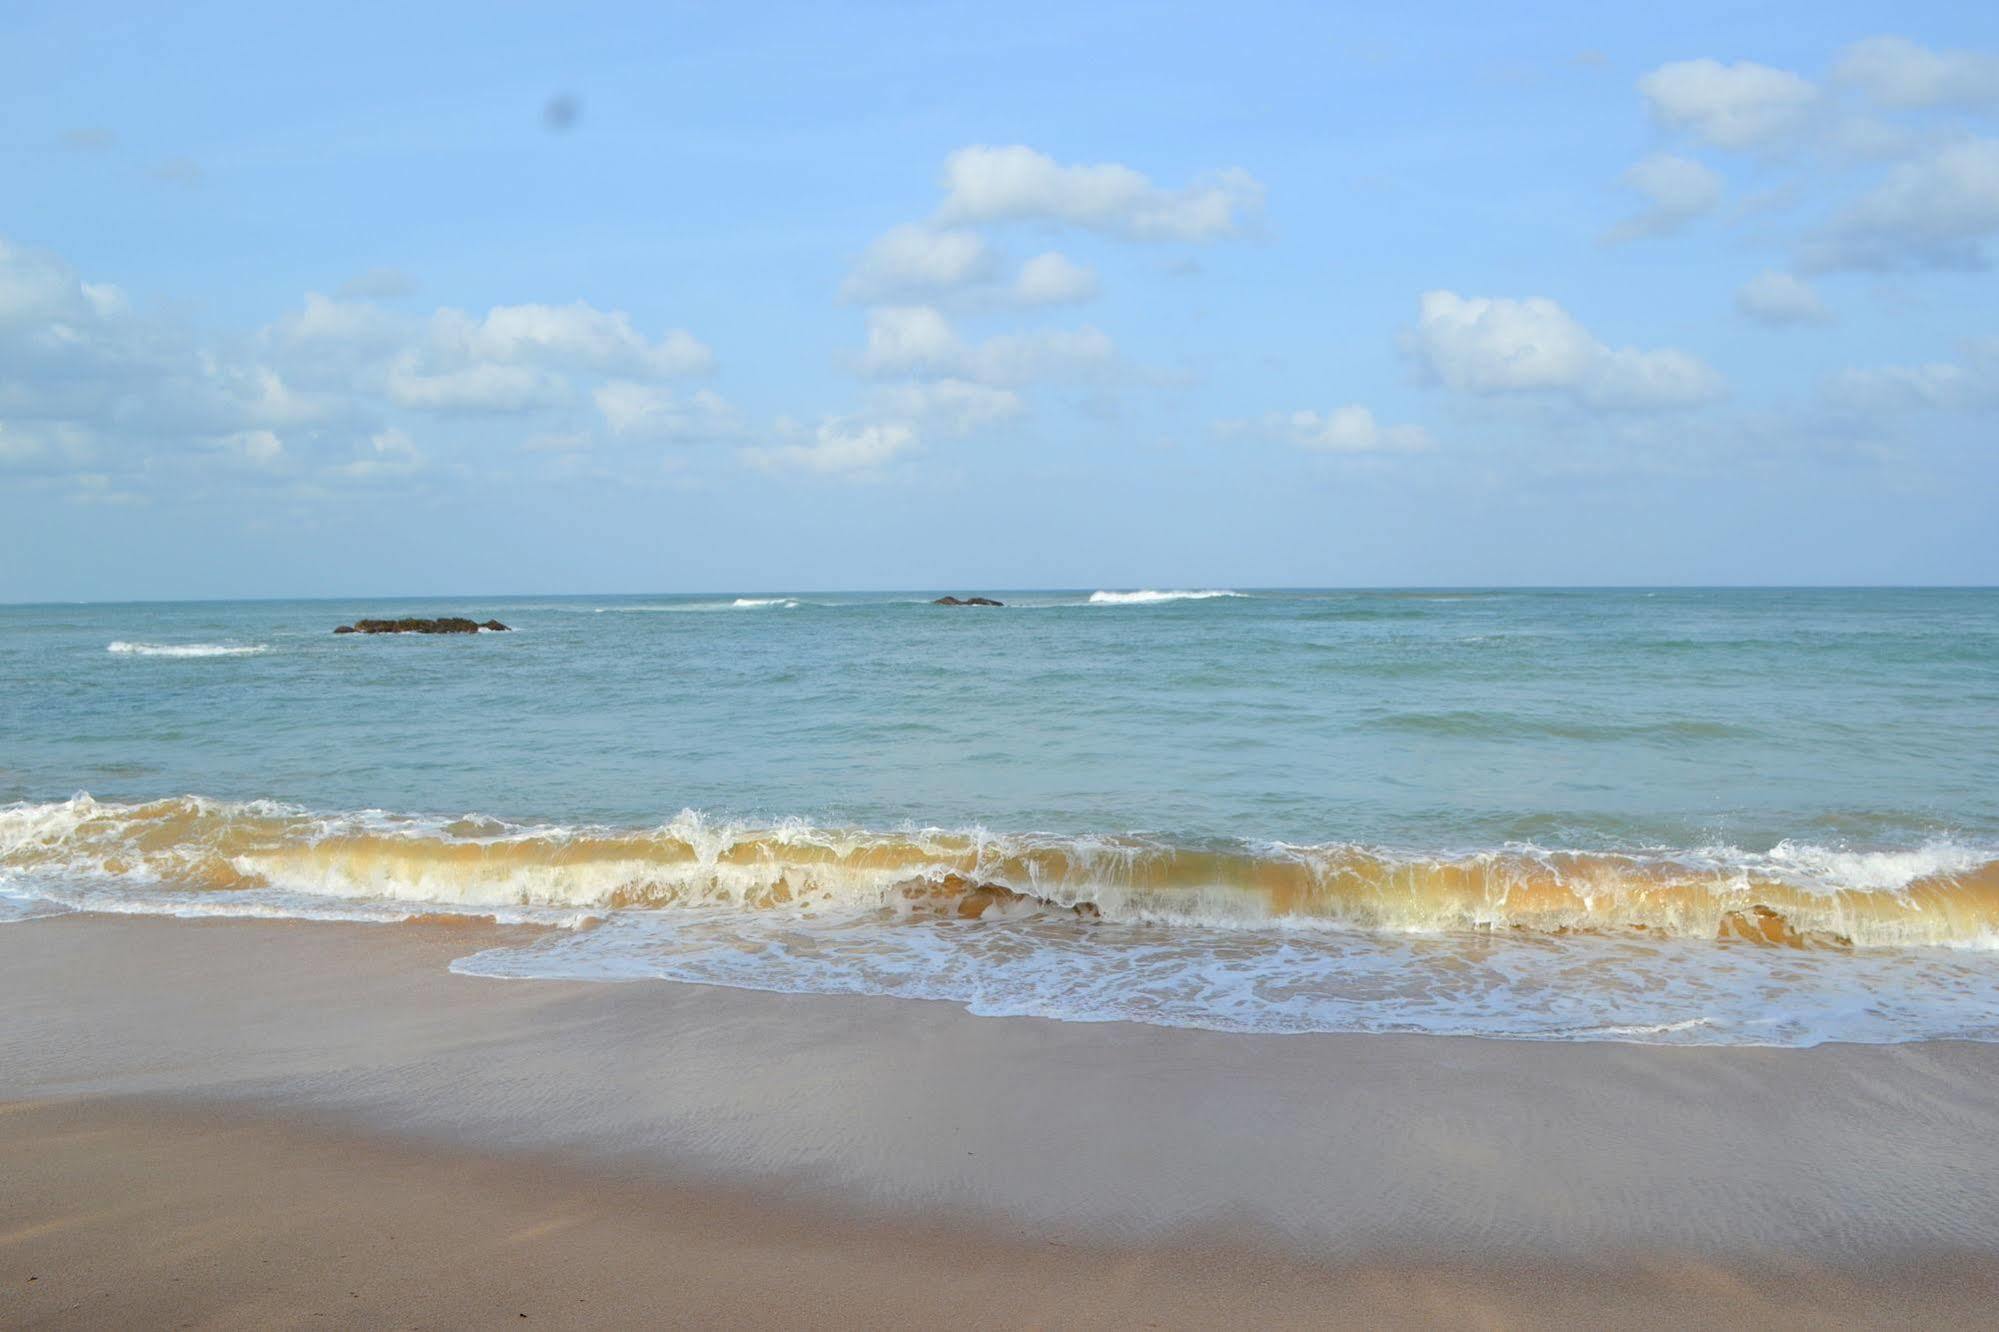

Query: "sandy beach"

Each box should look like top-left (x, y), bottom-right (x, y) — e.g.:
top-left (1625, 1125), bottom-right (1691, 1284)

top-left (4, 914), bottom-right (1998, 1328)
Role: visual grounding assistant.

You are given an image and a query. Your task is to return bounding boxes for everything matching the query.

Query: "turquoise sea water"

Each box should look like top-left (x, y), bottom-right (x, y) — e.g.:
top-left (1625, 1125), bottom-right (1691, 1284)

top-left (4, 588), bottom-right (1997, 1044)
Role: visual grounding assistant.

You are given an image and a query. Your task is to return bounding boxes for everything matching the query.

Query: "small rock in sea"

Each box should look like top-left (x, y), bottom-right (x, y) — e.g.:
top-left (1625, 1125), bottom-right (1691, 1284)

top-left (331, 617), bottom-right (510, 635)
top-left (933, 596), bottom-right (1004, 607)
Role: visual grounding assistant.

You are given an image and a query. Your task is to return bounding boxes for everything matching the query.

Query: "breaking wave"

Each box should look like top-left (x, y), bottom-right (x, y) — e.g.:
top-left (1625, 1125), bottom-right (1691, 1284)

top-left (1087, 589), bottom-right (1247, 605)
top-left (107, 642), bottom-right (268, 658)
top-left (7, 794), bottom-right (1999, 1045)
top-left (5, 793), bottom-right (1993, 945)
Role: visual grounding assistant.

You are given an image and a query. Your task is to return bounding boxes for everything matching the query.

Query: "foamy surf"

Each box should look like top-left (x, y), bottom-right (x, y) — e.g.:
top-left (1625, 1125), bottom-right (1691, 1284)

top-left (5, 793), bottom-right (1999, 1046)
top-left (1087, 589), bottom-right (1246, 605)
top-left (107, 641), bottom-right (268, 657)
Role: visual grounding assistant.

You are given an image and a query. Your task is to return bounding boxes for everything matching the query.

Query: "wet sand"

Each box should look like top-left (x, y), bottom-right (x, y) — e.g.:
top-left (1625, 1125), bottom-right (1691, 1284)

top-left (5, 914), bottom-right (1999, 1328)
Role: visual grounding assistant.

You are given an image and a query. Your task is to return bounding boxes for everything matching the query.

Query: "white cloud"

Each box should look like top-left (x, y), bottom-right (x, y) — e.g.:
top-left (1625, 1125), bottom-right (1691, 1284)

top-left (1605, 154), bottom-right (1723, 242)
top-left (741, 418), bottom-right (918, 475)
top-left (594, 381), bottom-right (739, 440)
top-left (1735, 271), bottom-right (1833, 326)
top-left (968, 326), bottom-right (1115, 386)
top-left (869, 378), bottom-right (1023, 437)
top-left (936, 145), bottom-right (1263, 241)
top-left (1, 232), bottom-right (738, 502)
top-left (856, 305), bottom-right (1114, 386)
top-left (333, 427), bottom-right (424, 480)
top-left (1804, 137), bottom-right (1999, 270)
top-left (0, 236), bottom-right (321, 463)
top-left (1638, 59), bottom-right (1818, 150)
top-left (1827, 338), bottom-right (1999, 412)
top-left (1407, 290), bottom-right (1724, 411)
top-left (264, 293), bottom-right (407, 356)
top-left (431, 303), bottom-right (714, 378)
top-left (1227, 406), bottom-right (1434, 454)
top-left (385, 358), bottom-right (567, 412)
top-left (1835, 36), bottom-right (1999, 111)
top-left (840, 225), bottom-right (994, 302)
top-left (857, 305), bottom-right (962, 377)
top-left (1012, 251), bottom-right (1099, 305)
top-left (269, 294), bottom-right (715, 379)
top-left (0, 236), bottom-right (103, 327)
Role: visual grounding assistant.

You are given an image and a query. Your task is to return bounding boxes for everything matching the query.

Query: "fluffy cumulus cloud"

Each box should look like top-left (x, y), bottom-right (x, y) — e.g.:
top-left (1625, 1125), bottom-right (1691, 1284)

top-left (0, 232), bottom-right (730, 500)
top-left (809, 143), bottom-right (1255, 473)
top-left (1622, 39), bottom-right (1999, 276)
top-left (1834, 36), bottom-right (1999, 111)
top-left (270, 293), bottom-right (716, 422)
top-left (0, 236), bottom-right (321, 491)
top-left (1406, 291), bottom-right (1724, 412)
top-left (839, 225), bottom-right (994, 303)
top-left (1226, 406), bottom-right (1433, 454)
top-left (737, 371), bottom-right (1027, 480)
top-left (1735, 271), bottom-right (1833, 326)
top-left (594, 382), bottom-right (740, 441)
top-left (936, 145), bottom-right (1264, 241)
top-left (1638, 59), bottom-right (1818, 150)
top-left (740, 418), bottom-right (919, 476)
top-left (1605, 153), bottom-right (1723, 242)
top-left (1804, 137), bottom-right (1999, 271)
top-left (1012, 252), bottom-right (1099, 305)
top-left (856, 305), bottom-right (1114, 386)
top-left (424, 302), bottom-right (712, 381)
top-left (856, 305), bottom-right (962, 378)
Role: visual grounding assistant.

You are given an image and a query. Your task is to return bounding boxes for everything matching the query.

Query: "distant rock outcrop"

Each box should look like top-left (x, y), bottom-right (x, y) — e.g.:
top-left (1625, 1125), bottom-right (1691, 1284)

top-left (332, 618), bottom-right (510, 635)
top-left (932, 596), bottom-right (1004, 607)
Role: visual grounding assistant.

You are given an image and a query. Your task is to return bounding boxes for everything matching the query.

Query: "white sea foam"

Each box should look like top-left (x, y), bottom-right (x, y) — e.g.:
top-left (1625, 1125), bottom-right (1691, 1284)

top-left (107, 641), bottom-right (268, 657)
top-left (590, 598), bottom-right (802, 613)
top-left (450, 905), bottom-right (1999, 1047)
top-left (1086, 589), bottom-right (1246, 605)
top-left (1759, 840), bottom-right (1989, 893)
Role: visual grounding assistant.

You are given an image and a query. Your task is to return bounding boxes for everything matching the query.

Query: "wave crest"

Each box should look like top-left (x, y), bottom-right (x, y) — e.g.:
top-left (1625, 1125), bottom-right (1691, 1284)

top-left (107, 642), bottom-right (268, 658)
top-left (3, 795), bottom-right (1995, 949)
top-left (1087, 589), bottom-right (1246, 605)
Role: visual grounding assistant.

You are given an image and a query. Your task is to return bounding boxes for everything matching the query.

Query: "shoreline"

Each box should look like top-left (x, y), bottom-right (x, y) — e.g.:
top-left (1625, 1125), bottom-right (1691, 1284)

top-left (8, 913), bottom-right (1999, 1325)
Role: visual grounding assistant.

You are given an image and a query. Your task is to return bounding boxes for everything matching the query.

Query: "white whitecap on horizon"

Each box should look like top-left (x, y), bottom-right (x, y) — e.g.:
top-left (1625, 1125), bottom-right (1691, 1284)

top-left (1086, 589), bottom-right (1247, 605)
top-left (106, 641), bottom-right (268, 658)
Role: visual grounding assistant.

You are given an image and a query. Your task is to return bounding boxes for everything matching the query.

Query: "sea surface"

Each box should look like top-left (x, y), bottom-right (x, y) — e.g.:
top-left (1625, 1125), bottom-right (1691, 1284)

top-left (3, 588), bottom-right (1996, 1045)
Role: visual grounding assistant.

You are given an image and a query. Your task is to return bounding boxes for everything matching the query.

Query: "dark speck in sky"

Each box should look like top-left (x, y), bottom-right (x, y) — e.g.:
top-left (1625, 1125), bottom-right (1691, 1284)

top-left (543, 95), bottom-right (580, 132)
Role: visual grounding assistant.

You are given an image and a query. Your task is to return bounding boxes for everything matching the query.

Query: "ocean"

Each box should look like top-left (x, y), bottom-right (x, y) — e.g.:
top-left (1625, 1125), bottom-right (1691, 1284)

top-left (3, 587), bottom-right (1995, 1045)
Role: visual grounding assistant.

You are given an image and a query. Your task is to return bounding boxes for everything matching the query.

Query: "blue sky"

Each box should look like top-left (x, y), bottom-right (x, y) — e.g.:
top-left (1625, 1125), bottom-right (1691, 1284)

top-left (4, 1), bottom-right (1997, 599)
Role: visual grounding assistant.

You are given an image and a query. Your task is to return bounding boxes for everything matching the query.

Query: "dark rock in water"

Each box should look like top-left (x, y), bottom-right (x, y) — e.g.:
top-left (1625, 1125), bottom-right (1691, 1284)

top-left (932, 596), bottom-right (1004, 606)
top-left (332, 617), bottom-right (510, 635)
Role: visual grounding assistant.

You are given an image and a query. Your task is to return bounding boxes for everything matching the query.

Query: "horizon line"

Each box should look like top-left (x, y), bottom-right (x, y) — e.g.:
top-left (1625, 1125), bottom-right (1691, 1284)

top-left (6, 582), bottom-right (1998, 609)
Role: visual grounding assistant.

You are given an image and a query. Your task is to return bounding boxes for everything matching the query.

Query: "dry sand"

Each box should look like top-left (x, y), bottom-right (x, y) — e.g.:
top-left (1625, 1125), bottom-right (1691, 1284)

top-left (5, 913), bottom-right (1999, 1328)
